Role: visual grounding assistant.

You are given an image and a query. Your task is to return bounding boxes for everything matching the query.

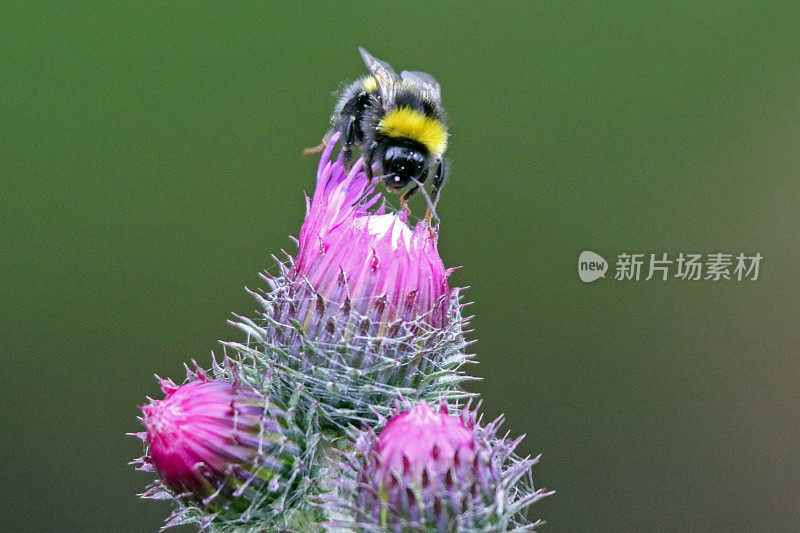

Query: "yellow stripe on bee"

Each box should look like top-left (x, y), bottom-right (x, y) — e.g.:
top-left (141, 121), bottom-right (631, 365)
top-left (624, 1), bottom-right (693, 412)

top-left (378, 107), bottom-right (448, 157)
top-left (362, 76), bottom-right (378, 93)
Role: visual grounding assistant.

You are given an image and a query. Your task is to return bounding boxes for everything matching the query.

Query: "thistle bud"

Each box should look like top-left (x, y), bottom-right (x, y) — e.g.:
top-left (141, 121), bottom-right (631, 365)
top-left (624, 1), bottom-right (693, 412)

top-left (132, 377), bottom-right (312, 530)
top-left (227, 135), bottom-right (473, 428)
top-left (329, 401), bottom-right (551, 532)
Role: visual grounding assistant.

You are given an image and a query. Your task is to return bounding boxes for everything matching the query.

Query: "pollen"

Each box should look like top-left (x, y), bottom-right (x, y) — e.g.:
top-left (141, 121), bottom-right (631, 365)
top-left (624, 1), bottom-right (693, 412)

top-left (378, 107), bottom-right (448, 157)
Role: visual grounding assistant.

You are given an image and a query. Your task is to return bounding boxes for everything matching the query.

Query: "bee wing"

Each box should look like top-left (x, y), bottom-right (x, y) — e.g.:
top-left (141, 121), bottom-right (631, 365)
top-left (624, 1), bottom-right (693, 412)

top-left (401, 70), bottom-right (442, 104)
top-left (359, 47), bottom-right (398, 107)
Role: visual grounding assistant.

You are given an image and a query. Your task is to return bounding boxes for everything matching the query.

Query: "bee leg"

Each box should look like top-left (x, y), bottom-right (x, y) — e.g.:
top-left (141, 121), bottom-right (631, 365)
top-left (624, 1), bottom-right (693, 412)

top-left (363, 140), bottom-right (378, 183)
top-left (400, 183), bottom-right (420, 215)
top-left (341, 115), bottom-right (359, 170)
top-left (302, 141), bottom-right (326, 155)
top-left (430, 159), bottom-right (448, 209)
top-left (421, 193), bottom-right (439, 227)
top-left (302, 129), bottom-right (334, 156)
top-left (351, 142), bottom-right (380, 208)
top-left (423, 159), bottom-right (448, 226)
top-left (406, 178), bottom-right (438, 227)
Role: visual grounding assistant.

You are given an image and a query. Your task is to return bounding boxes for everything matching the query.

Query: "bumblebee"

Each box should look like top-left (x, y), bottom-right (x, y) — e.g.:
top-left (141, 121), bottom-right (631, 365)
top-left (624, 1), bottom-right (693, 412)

top-left (305, 48), bottom-right (449, 223)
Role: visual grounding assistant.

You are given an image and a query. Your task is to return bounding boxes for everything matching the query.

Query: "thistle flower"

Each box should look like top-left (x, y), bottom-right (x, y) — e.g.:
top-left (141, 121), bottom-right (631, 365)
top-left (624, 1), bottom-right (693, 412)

top-left (131, 65), bottom-right (553, 530)
top-left (227, 134), bottom-right (474, 428)
top-left (329, 401), bottom-right (551, 532)
top-left (131, 375), bottom-right (315, 530)
top-left (294, 134), bottom-right (449, 327)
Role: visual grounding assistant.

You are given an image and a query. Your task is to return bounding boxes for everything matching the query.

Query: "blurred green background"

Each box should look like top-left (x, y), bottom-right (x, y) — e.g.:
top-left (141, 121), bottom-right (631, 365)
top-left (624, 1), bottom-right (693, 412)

top-left (2, 2), bottom-right (799, 531)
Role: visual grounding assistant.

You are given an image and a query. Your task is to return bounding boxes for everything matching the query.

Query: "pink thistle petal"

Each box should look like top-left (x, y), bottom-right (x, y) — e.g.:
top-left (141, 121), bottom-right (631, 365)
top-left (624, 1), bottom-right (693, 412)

top-left (293, 139), bottom-right (450, 327)
top-left (332, 401), bottom-right (550, 530)
top-left (138, 379), bottom-right (299, 507)
top-left (374, 402), bottom-right (476, 483)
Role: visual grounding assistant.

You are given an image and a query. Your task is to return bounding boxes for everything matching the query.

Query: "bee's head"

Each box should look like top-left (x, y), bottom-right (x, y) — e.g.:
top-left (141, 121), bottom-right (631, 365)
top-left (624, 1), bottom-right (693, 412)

top-left (382, 145), bottom-right (426, 190)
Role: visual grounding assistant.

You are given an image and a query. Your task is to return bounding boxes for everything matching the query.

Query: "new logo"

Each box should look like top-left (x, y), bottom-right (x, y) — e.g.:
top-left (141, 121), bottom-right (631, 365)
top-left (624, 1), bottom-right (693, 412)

top-left (578, 251), bottom-right (608, 283)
